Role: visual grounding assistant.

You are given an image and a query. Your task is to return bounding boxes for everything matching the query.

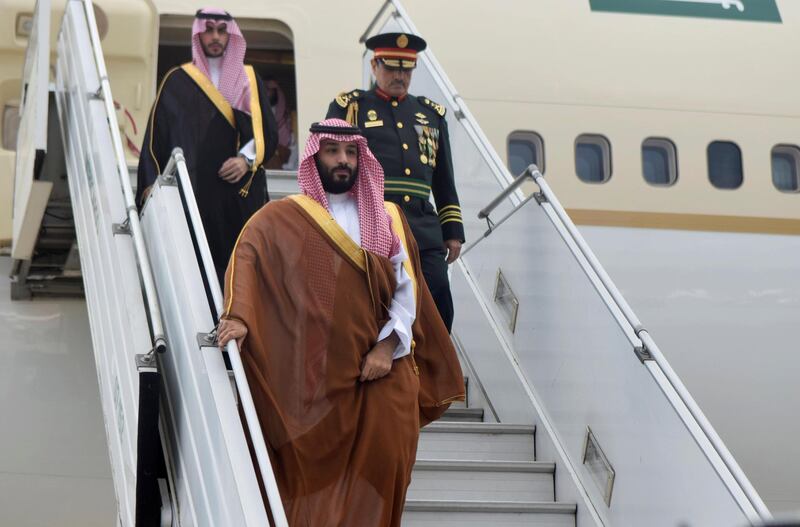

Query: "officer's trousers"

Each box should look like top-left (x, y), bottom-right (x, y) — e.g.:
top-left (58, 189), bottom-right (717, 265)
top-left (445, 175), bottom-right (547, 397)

top-left (419, 247), bottom-right (454, 332)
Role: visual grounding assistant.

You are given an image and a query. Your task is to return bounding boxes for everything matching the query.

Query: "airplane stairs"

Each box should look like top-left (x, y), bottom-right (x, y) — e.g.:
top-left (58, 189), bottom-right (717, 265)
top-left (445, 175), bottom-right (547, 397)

top-left (405, 377), bottom-right (577, 526)
top-left (8, 0), bottom-right (776, 525)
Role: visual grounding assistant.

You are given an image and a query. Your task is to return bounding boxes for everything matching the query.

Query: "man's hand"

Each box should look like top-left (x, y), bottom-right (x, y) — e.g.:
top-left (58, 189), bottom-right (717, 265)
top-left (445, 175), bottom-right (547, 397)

top-left (218, 156), bottom-right (250, 183)
top-left (217, 318), bottom-right (248, 350)
top-left (444, 239), bottom-right (462, 264)
top-left (360, 333), bottom-right (399, 382)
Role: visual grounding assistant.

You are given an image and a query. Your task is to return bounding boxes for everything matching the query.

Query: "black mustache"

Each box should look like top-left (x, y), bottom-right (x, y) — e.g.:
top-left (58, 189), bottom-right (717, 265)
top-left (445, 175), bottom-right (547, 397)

top-left (332, 164), bottom-right (355, 175)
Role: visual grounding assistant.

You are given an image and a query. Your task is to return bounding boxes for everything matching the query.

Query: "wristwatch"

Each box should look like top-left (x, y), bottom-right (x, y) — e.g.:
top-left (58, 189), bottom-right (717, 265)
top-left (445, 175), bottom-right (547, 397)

top-left (238, 153), bottom-right (254, 169)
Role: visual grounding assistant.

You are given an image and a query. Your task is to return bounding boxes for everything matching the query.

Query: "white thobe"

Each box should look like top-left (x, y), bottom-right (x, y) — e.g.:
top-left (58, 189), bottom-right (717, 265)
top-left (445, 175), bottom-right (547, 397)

top-left (326, 192), bottom-right (416, 360)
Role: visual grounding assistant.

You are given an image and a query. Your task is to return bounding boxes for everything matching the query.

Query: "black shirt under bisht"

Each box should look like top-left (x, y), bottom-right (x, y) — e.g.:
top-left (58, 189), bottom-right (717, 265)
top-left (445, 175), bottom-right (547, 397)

top-left (136, 66), bottom-right (278, 286)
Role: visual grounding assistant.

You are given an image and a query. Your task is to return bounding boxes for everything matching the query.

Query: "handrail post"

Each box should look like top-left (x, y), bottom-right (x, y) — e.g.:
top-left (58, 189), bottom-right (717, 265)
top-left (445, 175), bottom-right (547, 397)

top-left (461, 165), bottom-right (540, 257)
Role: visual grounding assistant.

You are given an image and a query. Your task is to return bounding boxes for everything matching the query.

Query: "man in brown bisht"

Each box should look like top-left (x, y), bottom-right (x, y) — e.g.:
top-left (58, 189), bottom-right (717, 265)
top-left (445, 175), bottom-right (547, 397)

top-left (217, 118), bottom-right (464, 525)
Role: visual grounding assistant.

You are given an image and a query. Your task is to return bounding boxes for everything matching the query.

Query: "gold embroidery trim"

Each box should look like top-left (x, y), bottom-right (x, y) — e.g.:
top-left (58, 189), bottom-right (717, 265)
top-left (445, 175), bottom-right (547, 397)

top-left (385, 179), bottom-right (431, 190)
top-left (147, 66), bottom-right (180, 177)
top-left (335, 92), bottom-right (349, 108)
top-left (345, 100), bottom-right (359, 126)
top-left (437, 393), bottom-right (467, 406)
top-left (223, 211), bottom-right (262, 318)
top-left (384, 202), bottom-right (418, 304)
top-left (239, 66), bottom-right (266, 197)
top-left (288, 195), bottom-right (366, 272)
top-left (181, 63), bottom-right (236, 128)
top-left (437, 204), bottom-right (461, 214)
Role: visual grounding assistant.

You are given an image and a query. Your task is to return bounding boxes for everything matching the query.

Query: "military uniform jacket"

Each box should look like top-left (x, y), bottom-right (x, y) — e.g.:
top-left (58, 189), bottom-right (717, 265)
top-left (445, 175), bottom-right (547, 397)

top-left (327, 88), bottom-right (464, 251)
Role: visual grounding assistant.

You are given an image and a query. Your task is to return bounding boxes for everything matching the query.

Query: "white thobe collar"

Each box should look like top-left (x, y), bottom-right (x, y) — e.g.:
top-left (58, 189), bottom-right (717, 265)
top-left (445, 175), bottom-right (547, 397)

top-left (207, 57), bottom-right (222, 88)
top-left (326, 192), bottom-right (360, 246)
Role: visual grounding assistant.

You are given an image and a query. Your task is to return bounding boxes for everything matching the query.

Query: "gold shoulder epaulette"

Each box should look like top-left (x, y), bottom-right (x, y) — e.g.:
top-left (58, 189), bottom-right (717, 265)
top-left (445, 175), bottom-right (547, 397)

top-left (418, 96), bottom-right (446, 117)
top-left (335, 89), bottom-right (363, 109)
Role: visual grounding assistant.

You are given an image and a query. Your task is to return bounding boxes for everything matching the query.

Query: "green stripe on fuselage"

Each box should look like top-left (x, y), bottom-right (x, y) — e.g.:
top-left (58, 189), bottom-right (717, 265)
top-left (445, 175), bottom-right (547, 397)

top-left (589, 0), bottom-right (781, 23)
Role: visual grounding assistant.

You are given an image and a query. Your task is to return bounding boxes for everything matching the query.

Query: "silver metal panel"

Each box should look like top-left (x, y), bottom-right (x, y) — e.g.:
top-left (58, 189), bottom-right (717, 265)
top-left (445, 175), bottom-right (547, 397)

top-left (54, 4), bottom-right (153, 524)
top-left (582, 225), bottom-right (800, 515)
top-left (11, 0), bottom-right (51, 259)
top-left (141, 183), bottom-right (269, 527)
top-left (457, 195), bottom-right (754, 526)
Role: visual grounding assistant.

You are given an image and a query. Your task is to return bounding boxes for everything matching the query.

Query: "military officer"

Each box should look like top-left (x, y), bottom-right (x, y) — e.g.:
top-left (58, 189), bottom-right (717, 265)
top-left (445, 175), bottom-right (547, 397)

top-left (326, 32), bottom-right (464, 331)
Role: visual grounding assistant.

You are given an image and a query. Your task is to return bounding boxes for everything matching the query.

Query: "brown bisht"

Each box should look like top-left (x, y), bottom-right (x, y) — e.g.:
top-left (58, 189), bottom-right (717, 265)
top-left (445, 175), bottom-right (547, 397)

top-left (222, 195), bottom-right (464, 526)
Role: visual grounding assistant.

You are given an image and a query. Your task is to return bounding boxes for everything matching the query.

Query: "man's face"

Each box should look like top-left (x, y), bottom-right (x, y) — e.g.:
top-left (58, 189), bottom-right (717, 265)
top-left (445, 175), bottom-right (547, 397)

top-left (371, 59), bottom-right (413, 98)
top-left (199, 21), bottom-right (229, 58)
top-left (316, 139), bottom-right (359, 194)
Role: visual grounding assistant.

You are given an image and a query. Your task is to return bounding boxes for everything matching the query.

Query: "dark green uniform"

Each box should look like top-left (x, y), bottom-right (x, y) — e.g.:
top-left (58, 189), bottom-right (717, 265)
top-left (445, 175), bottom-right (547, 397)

top-left (327, 88), bottom-right (464, 330)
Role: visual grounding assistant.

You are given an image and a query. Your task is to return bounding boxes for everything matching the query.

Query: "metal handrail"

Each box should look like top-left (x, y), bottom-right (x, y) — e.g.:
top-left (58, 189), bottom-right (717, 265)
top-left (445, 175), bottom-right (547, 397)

top-left (638, 331), bottom-right (770, 520)
top-left (163, 149), bottom-right (288, 527)
top-left (530, 171), bottom-right (770, 519)
top-left (461, 165), bottom-right (539, 258)
top-left (478, 166), bottom-right (535, 219)
top-left (469, 165), bottom-right (770, 521)
top-left (80, 0), bottom-right (166, 354)
top-left (363, 0), bottom-right (518, 197)
top-left (359, 0), bottom-right (395, 43)
top-left (531, 174), bottom-right (645, 333)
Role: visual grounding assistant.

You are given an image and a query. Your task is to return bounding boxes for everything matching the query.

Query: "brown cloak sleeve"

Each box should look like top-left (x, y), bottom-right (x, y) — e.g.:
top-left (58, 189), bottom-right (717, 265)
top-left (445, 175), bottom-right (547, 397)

top-left (385, 202), bottom-right (465, 426)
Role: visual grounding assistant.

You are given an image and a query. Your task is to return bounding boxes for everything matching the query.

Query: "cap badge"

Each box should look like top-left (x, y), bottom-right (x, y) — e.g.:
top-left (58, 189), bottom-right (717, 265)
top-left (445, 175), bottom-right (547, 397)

top-left (397, 34), bottom-right (409, 48)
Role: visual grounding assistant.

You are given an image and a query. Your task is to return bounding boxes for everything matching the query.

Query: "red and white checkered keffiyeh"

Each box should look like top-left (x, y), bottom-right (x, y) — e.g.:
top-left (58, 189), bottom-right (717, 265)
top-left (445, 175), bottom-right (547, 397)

top-left (191, 8), bottom-right (251, 113)
top-left (298, 118), bottom-right (401, 259)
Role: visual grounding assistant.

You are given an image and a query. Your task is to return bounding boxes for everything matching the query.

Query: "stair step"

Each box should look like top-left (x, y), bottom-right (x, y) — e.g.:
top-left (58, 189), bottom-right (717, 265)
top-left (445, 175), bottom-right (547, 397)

top-left (439, 407), bottom-right (484, 422)
top-left (418, 423), bottom-right (535, 462)
top-left (409, 460), bottom-right (555, 502)
top-left (448, 398), bottom-right (467, 409)
top-left (402, 500), bottom-right (576, 527)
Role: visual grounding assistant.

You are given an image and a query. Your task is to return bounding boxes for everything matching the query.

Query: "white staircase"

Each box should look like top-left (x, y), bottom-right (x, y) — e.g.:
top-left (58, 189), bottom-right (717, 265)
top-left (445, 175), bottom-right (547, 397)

top-left (404, 379), bottom-right (577, 526)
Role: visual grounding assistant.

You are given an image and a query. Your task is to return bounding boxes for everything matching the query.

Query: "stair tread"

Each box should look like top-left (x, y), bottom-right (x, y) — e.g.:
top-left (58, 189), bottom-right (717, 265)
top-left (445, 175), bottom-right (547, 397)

top-left (423, 422), bottom-right (535, 434)
top-left (443, 407), bottom-right (484, 415)
top-left (413, 459), bottom-right (554, 473)
top-left (405, 500), bottom-right (577, 514)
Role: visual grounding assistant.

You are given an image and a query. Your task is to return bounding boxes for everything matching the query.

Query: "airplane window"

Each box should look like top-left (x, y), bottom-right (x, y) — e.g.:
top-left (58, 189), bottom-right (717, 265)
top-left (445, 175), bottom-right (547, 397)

top-left (2, 103), bottom-right (21, 151)
top-left (707, 141), bottom-right (743, 189)
top-left (576, 134), bottom-right (611, 183)
top-left (642, 138), bottom-right (678, 186)
top-left (771, 145), bottom-right (800, 193)
top-left (507, 131), bottom-right (544, 175)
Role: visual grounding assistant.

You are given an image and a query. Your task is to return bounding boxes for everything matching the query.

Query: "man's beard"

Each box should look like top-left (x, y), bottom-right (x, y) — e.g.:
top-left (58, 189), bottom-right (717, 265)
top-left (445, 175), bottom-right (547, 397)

top-left (202, 42), bottom-right (225, 58)
top-left (317, 159), bottom-right (357, 194)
